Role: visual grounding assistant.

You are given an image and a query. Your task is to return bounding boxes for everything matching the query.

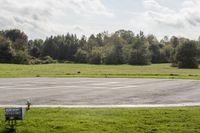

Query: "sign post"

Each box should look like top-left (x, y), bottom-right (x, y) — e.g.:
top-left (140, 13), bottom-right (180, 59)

top-left (5, 107), bottom-right (25, 131)
top-left (4, 100), bottom-right (31, 132)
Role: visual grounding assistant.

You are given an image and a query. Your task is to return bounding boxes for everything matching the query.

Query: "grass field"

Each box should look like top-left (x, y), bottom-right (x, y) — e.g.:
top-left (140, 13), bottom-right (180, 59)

top-left (0, 108), bottom-right (200, 133)
top-left (0, 63), bottom-right (200, 79)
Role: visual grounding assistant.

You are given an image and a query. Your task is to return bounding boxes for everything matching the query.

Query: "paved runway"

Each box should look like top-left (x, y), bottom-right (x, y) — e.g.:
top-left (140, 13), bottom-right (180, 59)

top-left (0, 78), bottom-right (200, 106)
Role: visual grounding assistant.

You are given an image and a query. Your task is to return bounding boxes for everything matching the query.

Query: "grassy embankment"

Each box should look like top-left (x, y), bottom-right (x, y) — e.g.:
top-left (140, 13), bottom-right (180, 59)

top-left (0, 63), bottom-right (200, 79)
top-left (0, 108), bottom-right (200, 133)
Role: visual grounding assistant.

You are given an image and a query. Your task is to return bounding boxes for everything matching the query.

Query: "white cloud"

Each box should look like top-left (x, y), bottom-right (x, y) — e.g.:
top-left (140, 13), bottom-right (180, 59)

top-left (68, 0), bottom-right (113, 17)
top-left (180, 0), bottom-right (200, 27)
top-left (130, 0), bottom-right (200, 39)
top-left (144, 0), bottom-right (174, 14)
top-left (0, 0), bottom-right (113, 39)
top-left (1, 0), bottom-right (200, 40)
top-left (143, 0), bottom-right (184, 29)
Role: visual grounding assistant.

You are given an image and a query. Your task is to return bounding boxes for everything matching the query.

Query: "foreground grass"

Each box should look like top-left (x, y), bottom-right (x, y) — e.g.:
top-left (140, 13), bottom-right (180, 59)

top-left (0, 63), bottom-right (200, 79)
top-left (0, 108), bottom-right (200, 133)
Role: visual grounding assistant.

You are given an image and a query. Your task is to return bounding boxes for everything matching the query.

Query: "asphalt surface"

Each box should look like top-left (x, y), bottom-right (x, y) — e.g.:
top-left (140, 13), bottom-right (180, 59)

top-left (0, 78), bottom-right (200, 105)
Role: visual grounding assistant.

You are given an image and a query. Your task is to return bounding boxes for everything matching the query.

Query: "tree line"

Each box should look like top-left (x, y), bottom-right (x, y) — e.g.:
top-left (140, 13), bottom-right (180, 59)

top-left (0, 29), bottom-right (200, 68)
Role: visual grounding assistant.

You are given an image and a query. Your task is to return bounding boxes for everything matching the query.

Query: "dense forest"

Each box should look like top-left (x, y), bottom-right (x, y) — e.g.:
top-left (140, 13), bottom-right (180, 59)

top-left (0, 29), bottom-right (200, 68)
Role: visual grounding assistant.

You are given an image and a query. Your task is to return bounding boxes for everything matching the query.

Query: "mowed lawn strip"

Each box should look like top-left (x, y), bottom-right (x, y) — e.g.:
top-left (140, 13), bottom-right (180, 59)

top-left (0, 108), bottom-right (200, 133)
top-left (0, 63), bottom-right (200, 79)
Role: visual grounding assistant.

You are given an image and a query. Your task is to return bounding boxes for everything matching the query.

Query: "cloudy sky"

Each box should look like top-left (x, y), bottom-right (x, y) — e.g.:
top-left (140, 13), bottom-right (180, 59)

top-left (1, 0), bottom-right (200, 40)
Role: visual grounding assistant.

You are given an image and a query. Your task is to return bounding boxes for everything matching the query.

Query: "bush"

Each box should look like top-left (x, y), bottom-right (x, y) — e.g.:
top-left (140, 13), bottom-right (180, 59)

top-left (0, 36), bottom-right (15, 63)
top-left (29, 58), bottom-right (43, 64)
top-left (88, 49), bottom-right (102, 64)
top-left (104, 45), bottom-right (124, 65)
top-left (128, 48), bottom-right (151, 65)
top-left (40, 56), bottom-right (57, 64)
top-left (175, 41), bottom-right (199, 69)
top-left (75, 49), bottom-right (88, 63)
top-left (13, 50), bottom-right (30, 64)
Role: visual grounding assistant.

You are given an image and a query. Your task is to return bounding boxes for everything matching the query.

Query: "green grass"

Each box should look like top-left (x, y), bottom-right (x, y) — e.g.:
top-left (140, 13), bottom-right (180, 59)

top-left (0, 63), bottom-right (200, 79)
top-left (0, 108), bottom-right (200, 133)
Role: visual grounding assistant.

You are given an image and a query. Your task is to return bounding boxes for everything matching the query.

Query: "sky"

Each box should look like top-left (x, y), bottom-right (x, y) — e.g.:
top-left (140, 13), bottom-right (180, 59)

top-left (1, 0), bottom-right (200, 40)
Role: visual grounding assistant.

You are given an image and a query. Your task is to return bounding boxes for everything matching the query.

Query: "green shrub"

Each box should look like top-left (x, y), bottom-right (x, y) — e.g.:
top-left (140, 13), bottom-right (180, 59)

top-left (175, 41), bottom-right (199, 69)
top-left (41, 56), bottom-right (57, 64)
top-left (13, 50), bottom-right (30, 64)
